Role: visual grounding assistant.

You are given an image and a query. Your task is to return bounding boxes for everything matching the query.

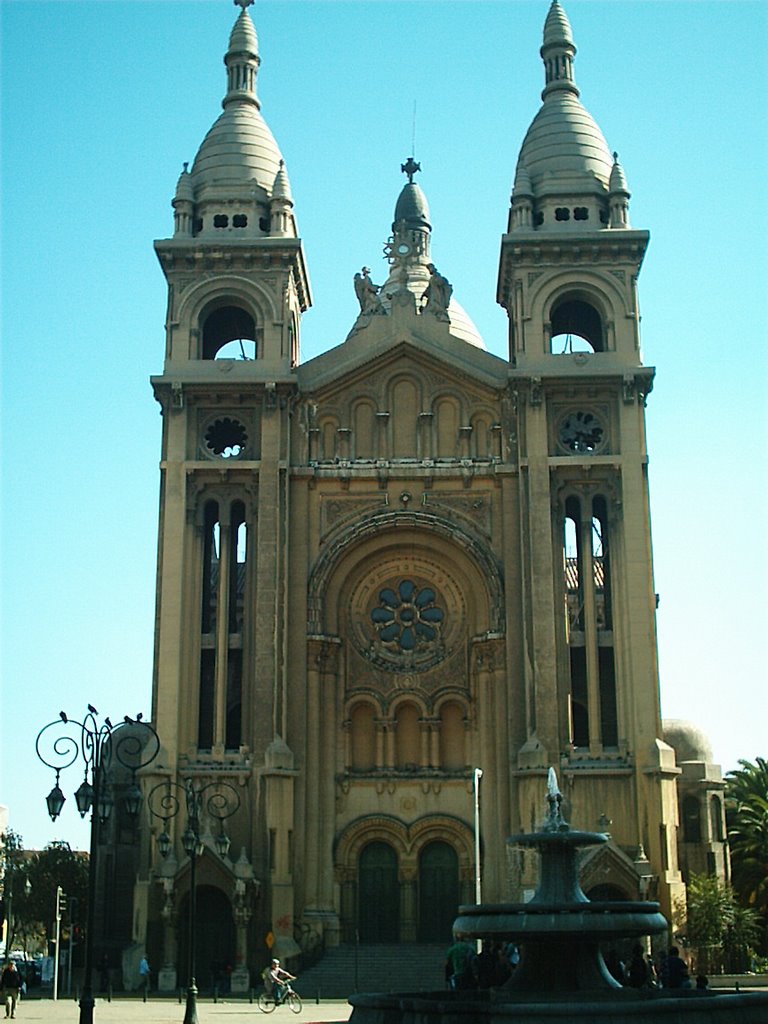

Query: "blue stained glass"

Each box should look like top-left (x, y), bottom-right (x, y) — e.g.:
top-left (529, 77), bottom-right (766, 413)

top-left (371, 607), bottom-right (395, 624)
top-left (370, 579), bottom-right (444, 653)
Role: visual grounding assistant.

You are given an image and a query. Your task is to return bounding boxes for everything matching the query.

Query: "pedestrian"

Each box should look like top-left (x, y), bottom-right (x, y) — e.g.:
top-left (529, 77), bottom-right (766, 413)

top-left (626, 944), bottom-right (652, 988)
top-left (445, 936), bottom-right (474, 991)
top-left (138, 955), bottom-right (151, 998)
top-left (660, 946), bottom-right (690, 989)
top-left (1, 962), bottom-right (22, 1019)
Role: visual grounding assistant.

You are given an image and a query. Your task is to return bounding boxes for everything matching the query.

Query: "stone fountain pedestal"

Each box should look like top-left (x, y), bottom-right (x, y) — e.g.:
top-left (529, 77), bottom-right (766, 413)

top-left (348, 771), bottom-right (768, 1024)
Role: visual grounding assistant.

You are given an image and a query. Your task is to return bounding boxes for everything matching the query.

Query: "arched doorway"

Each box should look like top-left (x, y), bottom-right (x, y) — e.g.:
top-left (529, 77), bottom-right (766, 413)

top-left (359, 841), bottom-right (399, 942)
top-left (418, 841), bottom-right (459, 941)
top-left (178, 885), bottom-right (235, 993)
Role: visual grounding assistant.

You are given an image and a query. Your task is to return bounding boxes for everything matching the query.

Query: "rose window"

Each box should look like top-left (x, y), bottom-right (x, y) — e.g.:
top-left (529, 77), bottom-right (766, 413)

top-left (370, 580), bottom-right (444, 651)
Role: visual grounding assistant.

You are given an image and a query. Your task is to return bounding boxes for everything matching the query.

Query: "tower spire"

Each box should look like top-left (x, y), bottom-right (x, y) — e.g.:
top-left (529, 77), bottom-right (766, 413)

top-left (541, 0), bottom-right (579, 100)
top-left (224, 0), bottom-right (261, 110)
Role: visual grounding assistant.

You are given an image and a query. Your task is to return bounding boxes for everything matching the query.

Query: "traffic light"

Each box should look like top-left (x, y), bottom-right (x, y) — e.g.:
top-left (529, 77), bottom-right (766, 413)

top-left (56, 887), bottom-right (68, 918)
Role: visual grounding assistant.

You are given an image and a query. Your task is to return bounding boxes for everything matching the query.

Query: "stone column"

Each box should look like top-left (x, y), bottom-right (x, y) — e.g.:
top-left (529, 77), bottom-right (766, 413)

top-left (304, 636), bottom-right (341, 932)
top-left (400, 867), bottom-right (417, 942)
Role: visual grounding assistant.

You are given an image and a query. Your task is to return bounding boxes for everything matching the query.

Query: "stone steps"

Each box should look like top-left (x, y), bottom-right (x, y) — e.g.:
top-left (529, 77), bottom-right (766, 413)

top-left (295, 943), bottom-right (447, 1000)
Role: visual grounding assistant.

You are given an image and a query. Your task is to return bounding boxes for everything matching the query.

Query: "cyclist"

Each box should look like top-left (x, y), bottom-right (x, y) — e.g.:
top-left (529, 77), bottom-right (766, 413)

top-left (267, 958), bottom-right (296, 1005)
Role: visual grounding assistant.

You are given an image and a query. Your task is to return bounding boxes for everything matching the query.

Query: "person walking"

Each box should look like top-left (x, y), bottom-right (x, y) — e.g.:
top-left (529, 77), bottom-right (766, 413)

top-left (1, 962), bottom-right (22, 1019)
top-left (138, 955), bottom-right (151, 998)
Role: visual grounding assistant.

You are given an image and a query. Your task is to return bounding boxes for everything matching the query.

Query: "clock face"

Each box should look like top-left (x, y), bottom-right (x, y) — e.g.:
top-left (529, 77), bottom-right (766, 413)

top-left (558, 410), bottom-right (605, 453)
top-left (396, 242), bottom-right (411, 256)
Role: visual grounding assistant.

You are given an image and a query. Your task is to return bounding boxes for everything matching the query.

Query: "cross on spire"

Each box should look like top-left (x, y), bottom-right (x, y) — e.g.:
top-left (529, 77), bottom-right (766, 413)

top-left (233, 0), bottom-right (254, 11)
top-left (401, 157), bottom-right (421, 184)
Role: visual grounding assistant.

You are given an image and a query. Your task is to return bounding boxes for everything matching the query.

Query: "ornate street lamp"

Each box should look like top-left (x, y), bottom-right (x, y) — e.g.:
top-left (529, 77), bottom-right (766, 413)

top-left (147, 778), bottom-right (240, 1024)
top-left (36, 707), bottom-right (160, 1024)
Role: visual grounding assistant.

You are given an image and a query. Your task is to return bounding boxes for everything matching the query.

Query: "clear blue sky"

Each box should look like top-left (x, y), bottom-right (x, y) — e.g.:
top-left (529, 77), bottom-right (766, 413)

top-left (2, 0), bottom-right (766, 851)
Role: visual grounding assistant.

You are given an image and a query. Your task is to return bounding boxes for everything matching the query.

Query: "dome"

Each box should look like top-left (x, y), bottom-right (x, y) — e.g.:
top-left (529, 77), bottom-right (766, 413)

top-left (394, 182), bottom-right (431, 230)
top-left (662, 719), bottom-right (714, 764)
top-left (186, 5), bottom-right (285, 199)
top-left (517, 91), bottom-right (613, 194)
top-left (446, 299), bottom-right (485, 349)
top-left (190, 105), bottom-right (284, 194)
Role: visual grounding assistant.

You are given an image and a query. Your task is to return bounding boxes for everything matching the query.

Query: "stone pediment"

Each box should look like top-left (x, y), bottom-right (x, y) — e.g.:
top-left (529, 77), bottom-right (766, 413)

top-left (297, 309), bottom-right (508, 398)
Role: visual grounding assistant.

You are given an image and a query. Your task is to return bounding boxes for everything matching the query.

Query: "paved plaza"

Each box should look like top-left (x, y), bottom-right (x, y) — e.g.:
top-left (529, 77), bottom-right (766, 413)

top-left (8, 997), bottom-right (352, 1024)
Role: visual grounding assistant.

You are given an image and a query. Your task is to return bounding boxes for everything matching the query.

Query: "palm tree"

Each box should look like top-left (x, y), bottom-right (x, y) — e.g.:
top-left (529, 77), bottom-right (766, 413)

top-left (726, 757), bottom-right (768, 953)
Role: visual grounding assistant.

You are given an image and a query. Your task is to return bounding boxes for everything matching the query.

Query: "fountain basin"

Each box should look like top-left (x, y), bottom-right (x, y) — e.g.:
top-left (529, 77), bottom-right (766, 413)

top-left (349, 988), bottom-right (768, 1024)
top-left (454, 900), bottom-right (668, 941)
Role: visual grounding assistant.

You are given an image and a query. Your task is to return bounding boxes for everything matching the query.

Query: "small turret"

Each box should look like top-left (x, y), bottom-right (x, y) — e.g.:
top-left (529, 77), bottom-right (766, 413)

top-left (270, 160), bottom-right (296, 238)
top-left (608, 152), bottom-right (631, 228)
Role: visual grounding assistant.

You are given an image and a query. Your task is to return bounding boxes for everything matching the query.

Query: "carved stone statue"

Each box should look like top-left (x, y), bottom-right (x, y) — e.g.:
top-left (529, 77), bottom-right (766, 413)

top-left (354, 267), bottom-right (385, 315)
top-left (421, 263), bottom-right (452, 321)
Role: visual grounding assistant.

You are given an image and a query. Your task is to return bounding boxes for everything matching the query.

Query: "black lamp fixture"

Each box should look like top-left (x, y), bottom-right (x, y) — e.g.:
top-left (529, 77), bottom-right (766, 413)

top-left (46, 779), bottom-right (66, 821)
top-left (36, 708), bottom-right (161, 1024)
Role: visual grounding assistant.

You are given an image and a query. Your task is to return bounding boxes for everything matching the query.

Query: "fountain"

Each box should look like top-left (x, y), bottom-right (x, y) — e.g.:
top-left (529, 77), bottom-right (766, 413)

top-left (349, 769), bottom-right (768, 1023)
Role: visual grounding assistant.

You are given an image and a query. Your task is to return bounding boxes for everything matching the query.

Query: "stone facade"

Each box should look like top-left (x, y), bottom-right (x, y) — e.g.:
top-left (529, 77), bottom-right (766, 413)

top-left (134, 0), bottom-right (726, 988)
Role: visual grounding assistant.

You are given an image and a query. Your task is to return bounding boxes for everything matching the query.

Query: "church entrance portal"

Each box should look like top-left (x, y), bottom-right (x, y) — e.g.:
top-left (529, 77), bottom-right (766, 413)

top-left (418, 841), bottom-right (459, 941)
top-left (358, 841), bottom-right (399, 942)
top-left (178, 885), bottom-right (235, 992)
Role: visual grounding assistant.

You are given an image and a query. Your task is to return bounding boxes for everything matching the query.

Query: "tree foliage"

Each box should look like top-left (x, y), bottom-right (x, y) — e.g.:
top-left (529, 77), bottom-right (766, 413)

top-left (726, 757), bottom-right (768, 953)
top-left (678, 872), bottom-right (761, 974)
top-left (2, 832), bottom-right (89, 954)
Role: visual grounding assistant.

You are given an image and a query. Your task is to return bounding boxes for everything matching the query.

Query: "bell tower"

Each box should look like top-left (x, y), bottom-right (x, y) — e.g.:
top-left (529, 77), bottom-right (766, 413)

top-left (147, 0), bottom-right (311, 968)
top-left (498, 0), bottom-right (684, 918)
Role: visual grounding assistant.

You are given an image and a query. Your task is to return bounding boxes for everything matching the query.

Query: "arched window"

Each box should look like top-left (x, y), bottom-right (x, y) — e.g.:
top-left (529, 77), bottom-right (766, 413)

top-left (682, 795), bottom-right (701, 843)
top-left (439, 702), bottom-right (465, 770)
top-left (392, 379), bottom-right (418, 458)
top-left (395, 702), bottom-right (420, 769)
top-left (202, 305), bottom-right (257, 360)
top-left (710, 795), bottom-right (724, 842)
top-left (562, 492), bottom-right (617, 750)
top-left (550, 297), bottom-right (605, 353)
top-left (198, 497), bottom-right (248, 752)
top-left (435, 397), bottom-right (459, 458)
top-left (353, 402), bottom-right (376, 459)
top-left (350, 704), bottom-right (376, 771)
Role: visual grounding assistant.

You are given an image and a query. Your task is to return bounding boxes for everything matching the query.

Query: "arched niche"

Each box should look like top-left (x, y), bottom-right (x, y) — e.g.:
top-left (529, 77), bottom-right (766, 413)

top-left (308, 513), bottom-right (503, 640)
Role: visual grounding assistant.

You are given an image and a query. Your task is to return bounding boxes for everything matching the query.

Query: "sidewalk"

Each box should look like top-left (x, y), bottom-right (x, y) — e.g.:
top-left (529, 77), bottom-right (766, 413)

top-left (12, 996), bottom-right (352, 1023)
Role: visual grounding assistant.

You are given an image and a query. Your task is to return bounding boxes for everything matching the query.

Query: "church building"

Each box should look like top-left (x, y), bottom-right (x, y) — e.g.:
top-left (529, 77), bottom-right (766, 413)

top-left (132, 0), bottom-right (727, 988)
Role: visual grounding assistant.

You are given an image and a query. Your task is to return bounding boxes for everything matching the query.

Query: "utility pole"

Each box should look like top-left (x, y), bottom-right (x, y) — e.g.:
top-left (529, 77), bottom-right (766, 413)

top-left (54, 886), bottom-right (66, 1002)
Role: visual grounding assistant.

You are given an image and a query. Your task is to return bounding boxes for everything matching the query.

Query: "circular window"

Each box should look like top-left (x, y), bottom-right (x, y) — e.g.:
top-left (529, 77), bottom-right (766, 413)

top-left (204, 417), bottom-right (248, 459)
top-left (371, 580), bottom-right (445, 652)
top-left (557, 410), bottom-right (606, 454)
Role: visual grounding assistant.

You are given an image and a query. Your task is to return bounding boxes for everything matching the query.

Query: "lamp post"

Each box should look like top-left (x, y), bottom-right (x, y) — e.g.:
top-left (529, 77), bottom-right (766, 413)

top-left (36, 707), bottom-right (160, 1024)
top-left (147, 778), bottom-right (240, 1024)
top-left (473, 768), bottom-right (483, 905)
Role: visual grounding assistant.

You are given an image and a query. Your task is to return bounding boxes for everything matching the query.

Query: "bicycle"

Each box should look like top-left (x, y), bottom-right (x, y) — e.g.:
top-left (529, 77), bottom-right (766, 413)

top-left (258, 980), bottom-right (302, 1014)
